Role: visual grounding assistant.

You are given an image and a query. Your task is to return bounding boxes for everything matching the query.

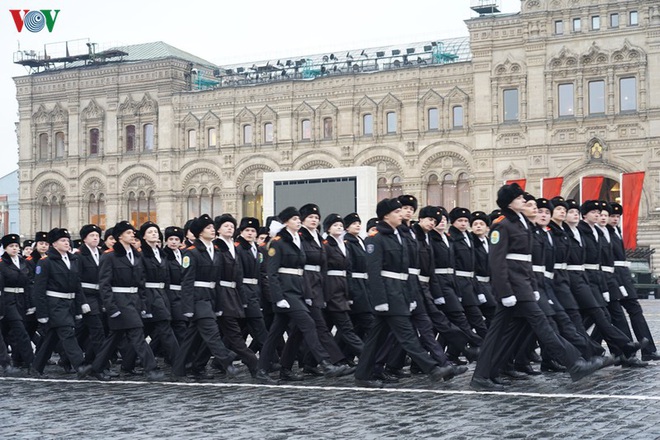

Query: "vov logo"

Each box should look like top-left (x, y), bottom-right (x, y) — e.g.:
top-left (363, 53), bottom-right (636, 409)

top-left (10, 9), bottom-right (60, 33)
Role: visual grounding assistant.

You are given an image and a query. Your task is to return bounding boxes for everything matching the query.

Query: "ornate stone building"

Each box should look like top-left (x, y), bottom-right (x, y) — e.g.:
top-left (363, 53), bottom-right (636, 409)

top-left (14, 0), bottom-right (660, 264)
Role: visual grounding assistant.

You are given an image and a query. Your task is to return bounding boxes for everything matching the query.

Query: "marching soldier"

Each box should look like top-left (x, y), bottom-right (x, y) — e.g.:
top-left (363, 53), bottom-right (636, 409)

top-left (162, 226), bottom-right (188, 344)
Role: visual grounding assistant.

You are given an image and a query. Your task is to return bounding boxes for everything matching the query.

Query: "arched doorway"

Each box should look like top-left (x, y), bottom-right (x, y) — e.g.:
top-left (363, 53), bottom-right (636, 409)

top-left (566, 177), bottom-right (621, 203)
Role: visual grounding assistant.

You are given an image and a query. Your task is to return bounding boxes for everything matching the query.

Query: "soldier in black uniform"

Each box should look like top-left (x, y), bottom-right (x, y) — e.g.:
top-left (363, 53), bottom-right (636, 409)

top-left (171, 215), bottom-right (238, 379)
top-left (31, 228), bottom-right (88, 377)
top-left (608, 202), bottom-right (660, 361)
top-left (79, 221), bottom-right (164, 381)
top-left (162, 226), bottom-right (188, 344)
top-left (471, 211), bottom-right (497, 324)
top-left (255, 207), bottom-right (346, 384)
top-left (22, 240), bottom-right (34, 258)
top-left (23, 231), bottom-right (49, 352)
top-left (100, 228), bottom-right (115, 252)
top-left (75, 224), bottom-right (107, 367)
top-left (0, 234), bottom-right (33, 374)
top-left (471, 185), bottom-right (604, 391)
top-left (234, 217), bottom-right (269, 356)
top-left (354, 198), bottom-right (460, 388)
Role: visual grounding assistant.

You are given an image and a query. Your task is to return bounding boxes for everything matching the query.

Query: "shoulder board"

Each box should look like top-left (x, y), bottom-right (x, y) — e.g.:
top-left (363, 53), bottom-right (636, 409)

top-left (368, 230), bottom-right (378, 237)
top-left (322, 240), bottom-right (328, 245)
top-left (103, 249), bottom-right (114, 254)
top-left (136, 247), bottom-right (142, 252)
top-left (493, 215), bottom-right (505, 224)
top-left (26, 256), bottom-right (33, 261)
top-left (186, 245), bottom-right (196, 251)
top-left (258, 242), bottom-right (266, 247)
top-left (41, 255), bottom-right (48, 259)
top-left (234, 242), bottom-right (240, 247)
top-left (0, 258), bottom-right (2, 262)
top-left (545, 226), bottom-right (551, 231)
top-left (213, 245), bottom-right (219, 250)
top-left (272, 236), bottom-right (281, 241)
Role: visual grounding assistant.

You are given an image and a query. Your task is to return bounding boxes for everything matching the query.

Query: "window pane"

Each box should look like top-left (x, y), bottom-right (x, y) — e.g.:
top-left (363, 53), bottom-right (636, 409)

top-left (323, 118), bottom-right (333, 139)
top-left (188, 129), bottom-right (196, 149)
top-left (558, 84), bottom-right (574, 116)
top-left (503, 89), bottom-right (519, 121)
top-left (428, 108), bottom-right (439, 130)
top-left (427, 175), bottom-right (441, 205)
top-left (263, 123), bottom-right (273, 143)
top-left (610, 13), bottom-right (619, 28)
top-left (301, 119), bottom-right (311, 140)
top-left (200, 188), bottom-right (211, 214)
top-left (620, 77), bottom-right (637, 112)
top-left (89, 129), bottom-right (99, 155)
top-left (589, 80), bottom-right (605, 114)
top-left (39, 133), bottom-right (49, 160)
top-left (630, 11), bottom-right (638, 26)
top-left (386, 112), bottom-right (397, 134)
top-left (555, 20), bottom-right (564, 35)
top-left (143, 124), bottom-right (154, 151)
top-left (187, 190), bottom-right (198, 219)
top-left (363, 114), bottom-right (373, 135)
top-left (592, 16), bottom-right (600, 30)
top-left (243, 124), bottom-right (252, 144)
top-left (55, 132), bottom-right (65, 158)
top-left (126, 125), bottom-right (135, 152)
top-left (377, 177), bottom-right (389, 200)
top-left (453, 106), bottom-right (463, 128)
top-left (208, 127), bottom-right (217, 148)
top-left (573, 18), bottom-right (581, 32)
top-left (457, 173), bottom-right (470, 207)
top-left (442, 176), bottom-right (456, 209)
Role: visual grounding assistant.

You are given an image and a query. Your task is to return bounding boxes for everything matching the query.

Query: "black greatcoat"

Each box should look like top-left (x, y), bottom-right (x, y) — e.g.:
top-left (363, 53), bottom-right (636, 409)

top-left (140, 244), bottom-right (172, 321)
top-left (447, 225), bottom-right (480, 306)
top-left (300, 227), bottom-right (326, 307)
top-left (235, 236), bottom-right (264, 318)
top-left (344, 233), bottom-right (372, 314)
top-left (99, 242), bottom-right (146, 330)
top-left (180, 239), bottom-right (222, 321)
top-left (266, 229), bottom-right (307, 313)
top-left (0, 253), bottom-right (33, 321)
top-left (77, 245), bottom-right (103, 315)
top-left (428, 229), bottom-right (464, 313)
top-left (163, 246), bottom-right (187, 321)
top-left (213, 238), bottom-right (246, 318)
top-left (323, 236), bottom-right (351, 312)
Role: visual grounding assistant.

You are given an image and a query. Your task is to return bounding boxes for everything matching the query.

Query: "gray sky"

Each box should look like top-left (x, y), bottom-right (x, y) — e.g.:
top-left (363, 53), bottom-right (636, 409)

top-left (0, 0), bottom-right (521, 178)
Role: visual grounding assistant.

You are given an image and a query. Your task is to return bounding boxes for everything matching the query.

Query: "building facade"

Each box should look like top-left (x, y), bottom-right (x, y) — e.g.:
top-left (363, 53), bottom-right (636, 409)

top-left (14, 0), bottom-right (660, 262)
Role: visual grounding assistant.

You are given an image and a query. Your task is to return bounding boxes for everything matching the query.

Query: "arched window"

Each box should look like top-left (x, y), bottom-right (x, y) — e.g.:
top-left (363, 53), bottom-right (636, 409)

top-left (88, 193), bottom-right (107, 230)
top-left (39, 195), bottom-right (66, 230)
top-left (89, 129), bottom-right (99, 155)
top-left (390, 176), bottom-right (403, 198)
top-left (457, 173), bottom-right (470, 207)
top-left (263, 123), bottom-right (273, 143)
top-left (128, 190), bottom-right (156, 226)
top-left (242, 184), bottom-right (264, 220)
top-left (187, 129), bottom-right (197, 149)
top-left (208, 127), bottom-right (217, 148)
top-left (186, 188), bottom-right (199, 219)
top-left (39, 133), bottom-right (49, 160)
top-left (55, 132), bottom-right (65, 158)
top-left (143, 123), bottom-right (154, 151)
top-left (187, 187), bottom-right (223, 219)
top-left (426, 174), bottom-right (441, 205)
top-left (126, 125), bottom-right (136, 152)
top-left (442, 173), bottom-right (456, 209)
top-left (377, 177), bottom-right (389, 201)
top-left (301, 119), bottom-right (311, 140)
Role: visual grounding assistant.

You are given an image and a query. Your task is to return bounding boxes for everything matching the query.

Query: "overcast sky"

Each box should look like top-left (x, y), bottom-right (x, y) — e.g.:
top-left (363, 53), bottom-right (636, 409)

top-left (0, 0), bottom-right (521, 178)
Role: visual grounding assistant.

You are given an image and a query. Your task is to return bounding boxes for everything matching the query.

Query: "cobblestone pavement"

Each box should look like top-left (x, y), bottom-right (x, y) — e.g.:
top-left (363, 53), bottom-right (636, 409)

top-left (2, 301), bottom-right (660, 439)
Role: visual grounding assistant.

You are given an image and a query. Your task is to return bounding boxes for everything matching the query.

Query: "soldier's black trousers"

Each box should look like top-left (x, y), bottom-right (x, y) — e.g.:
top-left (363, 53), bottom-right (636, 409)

top-left (2, 319), bottom-right (34, 366)
top-left (33, 325), bottom-right (83, 373)
top-left (91, 327), bottom-right (157, 374)
top-left (173, 317), bottom-right (236, 376)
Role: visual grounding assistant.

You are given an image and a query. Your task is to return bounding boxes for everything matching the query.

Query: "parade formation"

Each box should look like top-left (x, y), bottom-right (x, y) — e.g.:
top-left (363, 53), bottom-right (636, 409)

top-left (0, 183), bottom-right (657, 390)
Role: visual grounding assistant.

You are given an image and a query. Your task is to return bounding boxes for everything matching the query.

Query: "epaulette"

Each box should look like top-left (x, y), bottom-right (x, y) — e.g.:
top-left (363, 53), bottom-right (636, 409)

top-left (322, 240), bottom-right (328, 245)
top-left (272, 236), bottom-right (281, 241)
top-left (493, 215), bottom-right (505, 224)
top-left (213, 245), bottom-right (219, 250)
top-left (258, 242), bottom-right (267, 247)
top-left (368, 230), bottom-right (378, 237)
top-left (41, 255), bottom-right (48, 259)
top-left (545, 226), bottom-right (551, 232)
top-left (103, 249), bottom-right (114, 254)
top-left (187, 245), bottom-right (195, 251)
top-left (234, 242), bottom-right (240, 247)
top-left (26, 256), bottom-right (33, 261)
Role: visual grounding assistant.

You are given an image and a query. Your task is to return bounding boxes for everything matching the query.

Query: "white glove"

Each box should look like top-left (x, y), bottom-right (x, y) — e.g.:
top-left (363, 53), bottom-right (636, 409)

top-left (305, 299), bottom-right (313, 306)
top-left (26, 307), bottom-right (36, 315)
top-left (348, 300), bottom-right (354, 305)
top-left (215, 311), bottom-right (223, 316)
top-left (110, 311), bottom-right (121, 318)
top-left (374, 303), bottom-right (389, 312)
top-left (434, 297), bottom-right (446, 305)
top-left (602, 292), bottom-right (610, 303)
top-left (243, 304), bottom-right (248, 308)
top-left (477, 294), bottom-right (487, 304)
top-left (533, 291), bottom-right (540, 301)
top-left (276, 299), bottom-right (290, 309)
top-left (75, 314), bottom-right (82, 320)
top-left (81, 304), bottom-right (91, 314)
top-left (619, 286), bottom-right (629, 297)
top-left (183, 312), bottom-right (194, 318)
top-left (0, 316), bottom-right (4, 320)
top-left (548, 299), bottom-right (554, 305)
top-left (141, 311), bottom-right (153, 318)
top-left (410, 301), bottom-right (417, 312)
top-left (501, 295), bottom-right (517, 307)
top-left (38, 317), bottom-right (49, 324)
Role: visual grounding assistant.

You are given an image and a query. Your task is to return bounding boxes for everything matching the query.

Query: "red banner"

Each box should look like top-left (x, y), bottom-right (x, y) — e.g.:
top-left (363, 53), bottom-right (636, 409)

top-left (622, 172), bottom-right (645, 249)
top-left (505, 179), bottom-right (527, 190)
top-left (541, 177), bottom-right (563, 199)
top-left (580, 176), bottom-right (604, 202)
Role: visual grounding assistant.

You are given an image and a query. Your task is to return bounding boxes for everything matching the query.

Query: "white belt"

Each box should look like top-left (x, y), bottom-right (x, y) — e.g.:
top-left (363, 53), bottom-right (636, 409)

top-left (584, 264), bottom-right (600, 271)
top-left (566, 265), bottom-right (584, 271)
top-left (81, 283), bottom-right (99, 290)
top-left (112, 286), bottom-right (138, 293)
top-left (243, 278), bottom-right (258, 285)
top-left (601, 266), bottom-right (615, 273)
top-left (614, 261), bottom-right (631, 268)
top-left (434, 268), bottom-right (454, 275)
top-left (170, 284), bottom-right (182, 291)
top-left (194, 281), bottom-right (216, 288)
top-left (145, 282), bottom-right (165, 289)
top-left (327, 270), bottom-right (346, 277)
top-left (304, 265), bottom-right (321, 272)
top-left (381, 270), bottom-right (409, 281)
top-left (219, 281), bottom-right (237, 289)
top-left (532, 265), bottom-right (545, 273)
top-left (553, 263), bottom-right (568, 270)
top-left (46, 290), bottom-right (75, 299)
top-left (3, 287), bottom-right (24, 293)
top-left (476, 276), bottom-right (490, 283)
top-left (544, 271), bottom-right (555, 280)
top-left (352, 272), bottom-right (368, 279)
top-left (418, 275), bottom-right (430, 283)
top-left (455, 270), bottom-right (474, 278)
top-left (408, 268), bottom-right (421, 276)
top-left (278, 268), bottom-right (304, 276)
top-left (506, 253), bottom-right (532, 262)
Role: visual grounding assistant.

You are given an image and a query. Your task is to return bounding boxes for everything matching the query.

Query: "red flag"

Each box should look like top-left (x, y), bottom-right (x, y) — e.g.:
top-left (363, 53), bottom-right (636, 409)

top-left (505, 179), bottom-right (526, 190)
top-left (541, 177), bottom-right (563, 199)
top-left (621, 172), bottom-right (645, 249)
top-left (580, 176), bottom-right (603, 202)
